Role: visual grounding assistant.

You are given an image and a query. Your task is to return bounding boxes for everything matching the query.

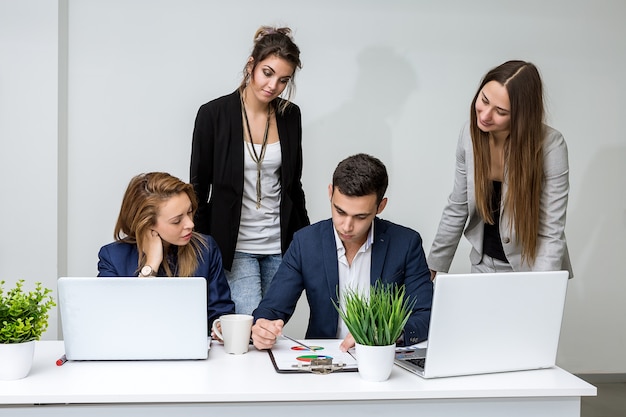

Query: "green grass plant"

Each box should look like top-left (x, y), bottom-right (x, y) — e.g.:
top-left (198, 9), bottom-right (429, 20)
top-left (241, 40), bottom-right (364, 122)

top-left (333, 281), bottom-right (415, 346)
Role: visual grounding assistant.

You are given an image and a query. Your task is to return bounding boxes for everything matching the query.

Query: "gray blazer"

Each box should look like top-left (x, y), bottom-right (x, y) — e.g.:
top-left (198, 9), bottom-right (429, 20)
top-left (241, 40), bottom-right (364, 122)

top-left (428, 121), bottom-right (573, 277)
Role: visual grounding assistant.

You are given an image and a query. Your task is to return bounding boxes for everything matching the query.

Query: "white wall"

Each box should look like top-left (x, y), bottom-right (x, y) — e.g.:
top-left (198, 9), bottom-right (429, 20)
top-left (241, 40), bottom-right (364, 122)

top-left (1, 0), bottom-right (624, 374)
top-left (0, 1), bottom-right (60, 338)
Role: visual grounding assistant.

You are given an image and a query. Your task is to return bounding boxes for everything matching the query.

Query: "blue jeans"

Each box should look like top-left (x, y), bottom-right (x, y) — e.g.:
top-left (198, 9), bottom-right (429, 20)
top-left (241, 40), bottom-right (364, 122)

top-left (224, 252), bottom-right (282, 315)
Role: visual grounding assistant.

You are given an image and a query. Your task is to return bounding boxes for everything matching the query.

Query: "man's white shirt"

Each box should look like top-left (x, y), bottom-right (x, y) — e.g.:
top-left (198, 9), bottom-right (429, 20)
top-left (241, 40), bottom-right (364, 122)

top-left (334, 223), bottom-right (374, 339)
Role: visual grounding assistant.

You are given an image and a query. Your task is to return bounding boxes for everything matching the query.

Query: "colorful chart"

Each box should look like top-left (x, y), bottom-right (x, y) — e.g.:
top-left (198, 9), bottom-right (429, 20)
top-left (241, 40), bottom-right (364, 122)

top-left (290, 345), bottom-right (323, 351)
top-left (295, 354), bottom-right (333, 363)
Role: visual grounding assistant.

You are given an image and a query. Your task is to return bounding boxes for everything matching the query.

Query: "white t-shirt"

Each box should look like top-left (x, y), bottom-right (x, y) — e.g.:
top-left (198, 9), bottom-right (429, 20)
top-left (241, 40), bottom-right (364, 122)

top-left (236, 141), bottom-right (282, 254)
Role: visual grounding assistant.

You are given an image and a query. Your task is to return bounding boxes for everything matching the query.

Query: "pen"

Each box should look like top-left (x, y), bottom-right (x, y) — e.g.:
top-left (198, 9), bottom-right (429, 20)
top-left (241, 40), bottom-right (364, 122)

top-left (281, 334), bottom-right (316, 351)
top-left (56, 354), bottom-right (67, 366)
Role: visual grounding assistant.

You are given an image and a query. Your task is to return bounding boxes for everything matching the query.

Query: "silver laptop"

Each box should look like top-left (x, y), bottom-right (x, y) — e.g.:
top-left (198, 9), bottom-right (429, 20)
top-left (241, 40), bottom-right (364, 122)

top-left (58, 277), bottom-right (209, 360)
top-left (394, 270), bottom-right (569, 378)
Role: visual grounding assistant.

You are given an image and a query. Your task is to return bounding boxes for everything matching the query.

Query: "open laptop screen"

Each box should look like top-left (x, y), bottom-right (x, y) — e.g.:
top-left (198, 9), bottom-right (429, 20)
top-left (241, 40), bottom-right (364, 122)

top-left (395, 270), bottom-right (569, 378)
top-left (58, 277), bottom-right (209, 360)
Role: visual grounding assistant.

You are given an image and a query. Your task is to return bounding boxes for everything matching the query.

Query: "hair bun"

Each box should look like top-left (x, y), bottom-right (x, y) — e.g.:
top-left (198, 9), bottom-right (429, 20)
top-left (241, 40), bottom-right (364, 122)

top-left (254, 26), bottom-right (293, 43)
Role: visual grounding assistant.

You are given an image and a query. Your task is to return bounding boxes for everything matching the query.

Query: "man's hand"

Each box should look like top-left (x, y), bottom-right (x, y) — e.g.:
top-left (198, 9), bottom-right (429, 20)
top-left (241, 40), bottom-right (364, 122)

top-left (339, 333), bottom-right (355, 352)
top-left (251, 318), bottom-right (284, 350)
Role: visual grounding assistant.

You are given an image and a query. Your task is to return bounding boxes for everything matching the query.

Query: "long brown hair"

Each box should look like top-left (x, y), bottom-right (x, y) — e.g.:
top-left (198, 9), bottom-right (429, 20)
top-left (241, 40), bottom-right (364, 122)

top-left (114, 172), bottom-right (207, 277)
top-left (470, 60), bottom-right (544, 264)
top-left (239, 25), bottom-right (302, 114)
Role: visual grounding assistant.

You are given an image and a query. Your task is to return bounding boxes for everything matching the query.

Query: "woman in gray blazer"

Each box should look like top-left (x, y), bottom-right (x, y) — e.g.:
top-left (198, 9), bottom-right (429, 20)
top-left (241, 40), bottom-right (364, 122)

top-left (428, 60), bottom-right (572, 278)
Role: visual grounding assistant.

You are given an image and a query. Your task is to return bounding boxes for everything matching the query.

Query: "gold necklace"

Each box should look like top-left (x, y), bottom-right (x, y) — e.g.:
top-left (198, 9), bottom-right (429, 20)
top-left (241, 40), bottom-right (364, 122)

top-left (241, 93), bottom-right (271, 209)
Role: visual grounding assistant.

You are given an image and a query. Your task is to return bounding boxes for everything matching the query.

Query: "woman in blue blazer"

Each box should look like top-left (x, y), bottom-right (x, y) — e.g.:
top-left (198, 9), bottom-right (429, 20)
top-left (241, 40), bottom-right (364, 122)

top-left (428, 60), bottom-right (572, 278)
top-left (190, 26), bottom-right (309, 315)
top-left (97, 172), bottom-right (235, 328)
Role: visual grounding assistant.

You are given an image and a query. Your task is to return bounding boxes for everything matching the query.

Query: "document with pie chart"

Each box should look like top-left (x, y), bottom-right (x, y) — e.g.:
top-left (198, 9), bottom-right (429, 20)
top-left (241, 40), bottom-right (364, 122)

top-left (268, 338), bottom-right (358, 373)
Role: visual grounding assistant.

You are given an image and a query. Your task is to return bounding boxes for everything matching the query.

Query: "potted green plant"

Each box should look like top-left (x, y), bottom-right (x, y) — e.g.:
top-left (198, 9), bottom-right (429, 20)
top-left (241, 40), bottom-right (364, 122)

top-left (0, 279), bottom-right (56, 380)
top-left (334, 280), bottom-right (415, 381)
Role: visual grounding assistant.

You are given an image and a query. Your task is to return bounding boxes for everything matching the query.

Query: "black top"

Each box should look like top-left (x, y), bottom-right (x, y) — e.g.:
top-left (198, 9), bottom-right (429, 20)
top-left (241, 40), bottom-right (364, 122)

top-left (483, 181), bottom-right (508, 262)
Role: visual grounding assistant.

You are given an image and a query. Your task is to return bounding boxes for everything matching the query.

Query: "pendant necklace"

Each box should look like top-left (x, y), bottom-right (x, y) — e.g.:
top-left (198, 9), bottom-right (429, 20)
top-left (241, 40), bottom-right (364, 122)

top-left (241, 93), bottom-right (271, 209)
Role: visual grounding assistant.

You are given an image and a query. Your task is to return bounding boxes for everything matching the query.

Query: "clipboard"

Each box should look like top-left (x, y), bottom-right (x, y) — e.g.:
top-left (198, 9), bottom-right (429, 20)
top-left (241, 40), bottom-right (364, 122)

top-left (268, 339), bottom-right (358, 374)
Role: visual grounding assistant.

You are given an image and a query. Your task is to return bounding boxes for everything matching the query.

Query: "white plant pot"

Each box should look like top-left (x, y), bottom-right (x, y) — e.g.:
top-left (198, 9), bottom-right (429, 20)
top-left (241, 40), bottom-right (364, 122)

top-left (355, 342), bottom-right (396, 382)
top-left (0, 340), bottom-right (36, 380)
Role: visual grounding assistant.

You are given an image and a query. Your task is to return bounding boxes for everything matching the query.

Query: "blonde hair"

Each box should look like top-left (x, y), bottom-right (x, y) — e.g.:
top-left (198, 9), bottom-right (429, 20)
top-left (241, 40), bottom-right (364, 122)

top-left (470, 61), bottom-right (544, 264)
top-left (114, 172), bottom-right (207, 277)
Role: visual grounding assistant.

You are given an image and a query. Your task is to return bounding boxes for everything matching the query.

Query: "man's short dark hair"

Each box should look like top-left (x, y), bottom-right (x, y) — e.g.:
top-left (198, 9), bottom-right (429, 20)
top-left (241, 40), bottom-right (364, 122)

top-left (332, 154), bottom-right (388, 205)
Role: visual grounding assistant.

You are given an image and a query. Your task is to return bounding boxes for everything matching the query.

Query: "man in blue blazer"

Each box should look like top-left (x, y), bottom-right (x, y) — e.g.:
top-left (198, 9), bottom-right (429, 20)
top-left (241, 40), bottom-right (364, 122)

top-left (252, 154), bottom-right (433, 351)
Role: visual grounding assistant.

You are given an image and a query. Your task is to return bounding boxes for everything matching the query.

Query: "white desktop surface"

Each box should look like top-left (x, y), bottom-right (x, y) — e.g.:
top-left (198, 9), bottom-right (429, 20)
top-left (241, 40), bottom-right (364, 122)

top-left (0, 341), bottom-right (596, 416)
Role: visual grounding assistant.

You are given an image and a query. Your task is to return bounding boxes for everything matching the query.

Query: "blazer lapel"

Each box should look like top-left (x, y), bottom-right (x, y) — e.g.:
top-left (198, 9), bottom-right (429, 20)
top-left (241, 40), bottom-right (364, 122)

top-left (321, 220), bottom-right (340, 303)
top-left (275, 101), bottom-right (293, 188)
top-left (370, 218), bottom-right (389, 284)
top-left (229, 91), bottom-right (245, 194)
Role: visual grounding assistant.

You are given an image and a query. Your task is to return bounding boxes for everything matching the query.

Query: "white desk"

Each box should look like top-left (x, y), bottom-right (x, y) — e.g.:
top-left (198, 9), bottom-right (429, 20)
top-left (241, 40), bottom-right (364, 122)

top-left (0, 341), bottom-right (595, 416)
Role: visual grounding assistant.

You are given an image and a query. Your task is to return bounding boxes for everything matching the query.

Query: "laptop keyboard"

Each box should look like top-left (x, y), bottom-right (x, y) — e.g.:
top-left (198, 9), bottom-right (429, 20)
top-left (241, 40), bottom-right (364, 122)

top-left (406, 357), bottom-right (426, 369)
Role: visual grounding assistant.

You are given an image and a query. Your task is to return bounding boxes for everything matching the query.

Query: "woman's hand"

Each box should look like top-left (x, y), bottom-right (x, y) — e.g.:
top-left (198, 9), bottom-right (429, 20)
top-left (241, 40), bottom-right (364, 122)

top-left (430, 269), bottom-right (437, 282)
top-left (143, 229), bottom-right (163, 273)
top-left (211, 321), bottom-right (223, 342)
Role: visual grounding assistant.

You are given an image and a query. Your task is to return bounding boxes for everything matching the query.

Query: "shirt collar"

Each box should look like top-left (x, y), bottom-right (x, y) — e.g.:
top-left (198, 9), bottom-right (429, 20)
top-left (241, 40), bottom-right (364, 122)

top-left (333, 221), bottom-right (375, 255)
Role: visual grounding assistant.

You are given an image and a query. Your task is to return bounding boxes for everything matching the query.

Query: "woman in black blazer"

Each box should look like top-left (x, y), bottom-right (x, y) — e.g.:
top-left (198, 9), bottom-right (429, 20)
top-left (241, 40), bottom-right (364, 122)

top-left (190, 26), bottom-right (309, 315)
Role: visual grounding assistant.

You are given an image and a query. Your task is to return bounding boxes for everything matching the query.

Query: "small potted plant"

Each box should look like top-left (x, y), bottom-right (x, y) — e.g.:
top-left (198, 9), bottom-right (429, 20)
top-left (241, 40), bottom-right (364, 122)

top-left (0, 279), bottom-right (56, 380)
top-left (333, 280), bottom-right (415, 381)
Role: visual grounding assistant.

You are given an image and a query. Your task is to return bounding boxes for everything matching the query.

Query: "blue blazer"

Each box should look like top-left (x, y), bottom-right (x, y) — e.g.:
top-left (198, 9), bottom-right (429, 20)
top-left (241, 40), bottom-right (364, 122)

top-left (97, 233), bottom-right (235, 327)
top-left (253, 218), bottom-right (433, 344)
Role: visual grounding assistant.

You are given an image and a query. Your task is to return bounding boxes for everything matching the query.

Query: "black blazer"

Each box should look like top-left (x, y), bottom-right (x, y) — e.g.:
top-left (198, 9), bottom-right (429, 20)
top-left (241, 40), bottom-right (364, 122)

top-left (190, 90), bottom-right (309, 270)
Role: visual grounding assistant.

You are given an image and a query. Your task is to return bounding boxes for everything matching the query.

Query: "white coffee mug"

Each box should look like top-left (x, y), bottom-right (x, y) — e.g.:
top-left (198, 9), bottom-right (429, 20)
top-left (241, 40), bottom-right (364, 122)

top-left (212, 314), bottom-right (254, 354)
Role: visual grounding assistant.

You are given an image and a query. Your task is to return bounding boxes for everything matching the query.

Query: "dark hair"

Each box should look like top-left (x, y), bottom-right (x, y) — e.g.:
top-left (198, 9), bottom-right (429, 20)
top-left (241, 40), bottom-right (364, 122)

top-left (470, 60), bottom-right (545, 263)
top-left (332, 154), bottom-right (388, 205)
top-left (239, 26), bottom-right (302, 113)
